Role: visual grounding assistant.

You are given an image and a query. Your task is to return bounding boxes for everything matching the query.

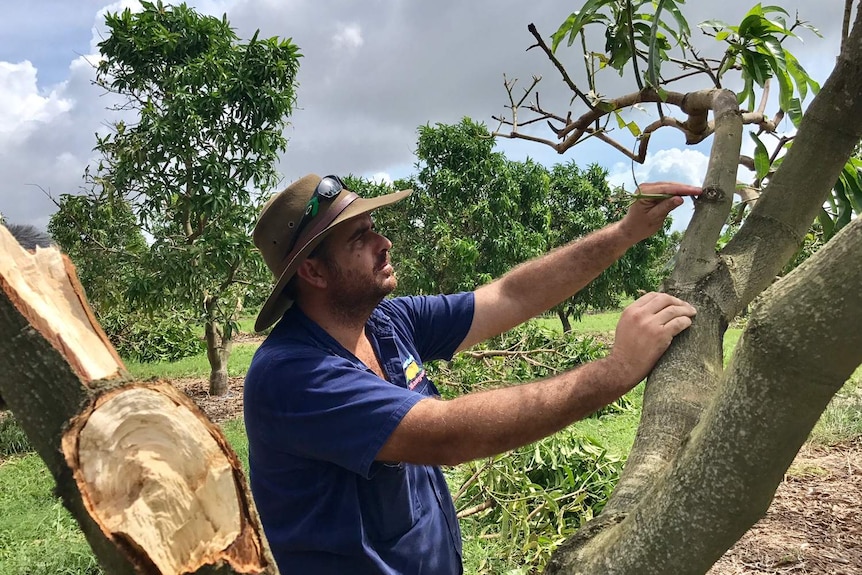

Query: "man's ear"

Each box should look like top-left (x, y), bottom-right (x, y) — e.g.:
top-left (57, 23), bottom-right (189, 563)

top-left (296, 257), bottom-right (328, 289)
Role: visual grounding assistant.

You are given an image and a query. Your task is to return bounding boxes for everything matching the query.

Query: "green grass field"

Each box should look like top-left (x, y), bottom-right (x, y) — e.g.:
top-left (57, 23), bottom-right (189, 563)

top-left (0, 308), bottom-right (858, 575)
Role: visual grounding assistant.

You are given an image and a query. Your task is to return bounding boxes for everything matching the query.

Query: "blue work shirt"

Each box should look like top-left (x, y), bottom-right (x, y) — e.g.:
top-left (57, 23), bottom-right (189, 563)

top-left (244, 292), bottom-right (475, 574)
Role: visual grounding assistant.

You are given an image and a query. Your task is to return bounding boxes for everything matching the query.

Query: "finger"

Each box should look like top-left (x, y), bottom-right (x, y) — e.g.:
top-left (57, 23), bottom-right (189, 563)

top-left (642, 196), bottom-right (683, 216)
top-left (629, 291), bottom-right (661, 309)
top-left (663, 314), bottom-right (694, 336)
top-left (653, 303), bottom-right (698, 326)
top-left (637, 293), bottom-right (692, 314)
top-left (637, 182), bottom-right (703, 196)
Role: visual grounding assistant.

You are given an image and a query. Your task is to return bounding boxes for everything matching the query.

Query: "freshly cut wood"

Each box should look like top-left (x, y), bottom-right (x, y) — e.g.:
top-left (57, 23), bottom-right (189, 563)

top-left (0, 228), bottom-right (122, 381)
top-left (0, 225), bottom-right (278, 574)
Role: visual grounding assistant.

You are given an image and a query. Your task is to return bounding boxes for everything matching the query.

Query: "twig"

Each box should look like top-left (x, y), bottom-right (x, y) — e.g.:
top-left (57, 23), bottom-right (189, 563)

top-left (526, 23), bottom-right (593, 109)
top-left (457, 498), bottom-right (496, 519)
top-left (453, 457), bottom-right (498, 501)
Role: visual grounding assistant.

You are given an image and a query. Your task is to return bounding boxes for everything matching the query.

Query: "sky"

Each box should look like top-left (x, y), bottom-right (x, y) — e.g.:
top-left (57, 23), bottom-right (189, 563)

top-left (0, 0), bottom-right (849, 234)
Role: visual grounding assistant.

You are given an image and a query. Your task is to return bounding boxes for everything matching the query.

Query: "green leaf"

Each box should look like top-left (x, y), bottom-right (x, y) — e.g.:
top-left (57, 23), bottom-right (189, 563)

top-left (698, 19), bottom-right (732, 32)
top-left (645, 0), bottom-right (668, 88)
top-left (841, 160), bottom-right (862, 214)
top-left (551, 0), bottom-right (614, 52)
top-left (663, 0), bottom-right (691, 39)
top-left (750, 133), bottom-right (770, 180)
top-left (775, 69), bottom-right (794, 112)
top-left (817, 207), bottom-right (835, 240)
top-left (741, 50), bottom-right (772, 86)
top-left (786, 97), bottom-right (804, 127)
top-left (758, 36), bottom-right (786, 70)
top-left (785, 53), bottom-right (810, 101)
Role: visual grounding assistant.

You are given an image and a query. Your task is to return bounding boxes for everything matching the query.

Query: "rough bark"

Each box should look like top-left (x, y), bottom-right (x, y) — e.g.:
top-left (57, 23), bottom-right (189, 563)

top-left (0, 228), bottom-right (277, 575)
top-left (546, 213), bottom-right (862, 575)
top-left (557, 309), bottom-right (572, 333)
top-left (205, 316), bottom-right (232, 397)
top-left (547, 8), bottom-right (862, 573)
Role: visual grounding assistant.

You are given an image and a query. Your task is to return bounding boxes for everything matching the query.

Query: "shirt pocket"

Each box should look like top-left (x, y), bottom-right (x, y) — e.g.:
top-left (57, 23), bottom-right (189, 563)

top-left (358, 462), bottom-right (423, 542)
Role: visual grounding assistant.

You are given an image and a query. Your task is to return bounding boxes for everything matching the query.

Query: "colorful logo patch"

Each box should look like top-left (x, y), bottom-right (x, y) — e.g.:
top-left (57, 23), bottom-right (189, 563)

top-left (402, 355), bottom-right (426, 390)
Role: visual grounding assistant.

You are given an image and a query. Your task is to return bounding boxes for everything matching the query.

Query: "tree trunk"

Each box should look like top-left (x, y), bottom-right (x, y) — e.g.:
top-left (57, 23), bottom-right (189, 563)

top-left (546, 9), bottom-right (862, 573)
top-left (205, 314), bottom-right (233, 397)
top-left (557, 309), bottom-right (572, 333)
top-left (0, 229), bottom-right (278, 574)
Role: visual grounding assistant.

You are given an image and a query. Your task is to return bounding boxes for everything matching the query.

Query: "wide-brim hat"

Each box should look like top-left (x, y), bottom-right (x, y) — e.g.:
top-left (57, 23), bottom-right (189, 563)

top-left (253, 173), bottom-right (411, 332)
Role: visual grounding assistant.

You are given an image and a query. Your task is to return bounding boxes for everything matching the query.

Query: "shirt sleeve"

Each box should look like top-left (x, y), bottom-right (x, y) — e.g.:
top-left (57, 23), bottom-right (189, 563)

top-left (247, 349), bottom-right (423, 479)
top-left (382, 292), bottom-right (475, 361)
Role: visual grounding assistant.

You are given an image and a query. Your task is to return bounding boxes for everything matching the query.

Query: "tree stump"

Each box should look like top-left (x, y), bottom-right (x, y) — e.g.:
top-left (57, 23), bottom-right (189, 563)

top-left (0, 226), bottom-right (277, 574)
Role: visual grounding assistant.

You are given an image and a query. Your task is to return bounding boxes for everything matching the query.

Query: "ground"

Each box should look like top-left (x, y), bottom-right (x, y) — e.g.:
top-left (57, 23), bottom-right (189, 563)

top-left (175, 378), bottom-right (862, 575)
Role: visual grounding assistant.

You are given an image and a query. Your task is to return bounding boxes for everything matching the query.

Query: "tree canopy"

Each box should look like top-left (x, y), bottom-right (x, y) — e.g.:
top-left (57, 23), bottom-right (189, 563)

top-left (56, 0), bottom-right (302, 394)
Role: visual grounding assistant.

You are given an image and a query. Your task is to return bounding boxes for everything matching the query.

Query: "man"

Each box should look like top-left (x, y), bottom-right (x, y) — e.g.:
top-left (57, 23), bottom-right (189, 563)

top-left (244, 173), bottom-right (698, 574)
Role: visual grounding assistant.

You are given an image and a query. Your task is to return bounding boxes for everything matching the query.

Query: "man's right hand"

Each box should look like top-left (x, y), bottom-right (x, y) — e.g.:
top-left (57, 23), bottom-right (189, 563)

top-left (608, 292), bottom-right (697, 388)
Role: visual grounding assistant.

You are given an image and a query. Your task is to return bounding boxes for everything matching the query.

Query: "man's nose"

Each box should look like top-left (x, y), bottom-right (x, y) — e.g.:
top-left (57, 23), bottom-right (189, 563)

top-left (374, 231), bottom-right (392, 250)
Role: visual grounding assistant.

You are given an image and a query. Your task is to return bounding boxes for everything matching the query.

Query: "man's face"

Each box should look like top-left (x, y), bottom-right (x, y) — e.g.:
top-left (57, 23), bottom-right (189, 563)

top-left (312, 214), bottom-right (396, 317)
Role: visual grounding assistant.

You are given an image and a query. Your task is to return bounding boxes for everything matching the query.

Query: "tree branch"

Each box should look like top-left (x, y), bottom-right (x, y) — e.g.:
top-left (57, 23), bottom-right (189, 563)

top-left (548, 216), bottom-right (862, 574)
top-left (526, 23), bottom-right (593, 109)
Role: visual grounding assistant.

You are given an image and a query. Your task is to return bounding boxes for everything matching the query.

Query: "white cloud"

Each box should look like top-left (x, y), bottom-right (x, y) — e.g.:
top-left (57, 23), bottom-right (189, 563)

top-left (368, 172), bottom-right (393, 185)
top-left (609, 148), bottom-right (709, 191)
top-left (333, 23), bottom-right (364, 52)
top-left (0, 62), bottom-right (73, 138)
top-left (0, 0), bottom-right (846, 231)
top-left (608, 148), bottom-right (710, 233)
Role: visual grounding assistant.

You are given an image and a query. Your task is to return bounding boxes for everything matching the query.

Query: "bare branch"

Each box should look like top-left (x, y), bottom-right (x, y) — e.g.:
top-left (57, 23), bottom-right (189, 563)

top-left (756, 78), bottom-right (771, 115)
top-left (843, 0), bottom-right (854, 54)
top-left (526, 23), bottom-right (593, 109)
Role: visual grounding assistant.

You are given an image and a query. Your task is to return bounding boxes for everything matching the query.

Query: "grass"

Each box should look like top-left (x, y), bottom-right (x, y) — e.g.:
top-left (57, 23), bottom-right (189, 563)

top-left (570, 383), bottom-right (645, 458)
top-left (124, 342), bottom-right (260, 380)
top-left (0, 456), bottom-right (102, 575)
top-left (0, 417), bottom-right (251, 575)
top-left (809, 368), bottom-right (862, 446)
top-left (0, 413), bottom-right (32, 457)
top-left (537, 308), bottom-right (622, 336)
top-left (221, 418), bottom-right (250, 474)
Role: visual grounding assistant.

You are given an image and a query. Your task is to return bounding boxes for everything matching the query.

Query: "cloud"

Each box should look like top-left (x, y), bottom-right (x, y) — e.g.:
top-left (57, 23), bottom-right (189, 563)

top-left (609, 148), bottom-right (709, 190)
top-left (333, 23), bottom-right (364, 52)
top-left (0, 0), bottom-right (847, 230)
top-left (608, 148), bottom-right (710, 233)
top-left (0, 62), bottom-right (73, 139)
top-left (368, 172), bottom-right (393, 185)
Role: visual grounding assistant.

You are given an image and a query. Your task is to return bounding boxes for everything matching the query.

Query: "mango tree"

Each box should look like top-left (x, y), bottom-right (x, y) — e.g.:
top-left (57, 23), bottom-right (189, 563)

top-left (90, 0), bottom-right (300, 395)
top-left (493, 3), bottom-right (862, 573)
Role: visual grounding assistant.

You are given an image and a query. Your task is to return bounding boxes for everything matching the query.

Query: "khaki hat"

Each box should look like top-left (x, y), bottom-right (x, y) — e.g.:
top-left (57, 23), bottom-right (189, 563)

top-left (253, 173), bottom-right (411, 331)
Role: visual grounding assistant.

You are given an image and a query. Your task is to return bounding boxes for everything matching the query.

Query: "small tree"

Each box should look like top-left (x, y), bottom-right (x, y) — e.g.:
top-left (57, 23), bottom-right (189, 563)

top-left (48, 190), bottom-right (146, 316)
top-left (388, 118), bottom-right (552, 295)
top-left (92, 1), bottom-right (301, 394)
top-left (48, 190), bottom-right (204, 363)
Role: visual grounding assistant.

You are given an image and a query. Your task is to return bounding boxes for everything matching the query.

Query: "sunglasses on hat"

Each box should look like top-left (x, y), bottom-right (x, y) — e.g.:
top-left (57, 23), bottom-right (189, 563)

top-left (292, 174), bottom-right (346, 246)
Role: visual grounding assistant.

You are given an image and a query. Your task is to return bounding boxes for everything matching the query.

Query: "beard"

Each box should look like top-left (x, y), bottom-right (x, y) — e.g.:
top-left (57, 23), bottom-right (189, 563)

top-left (322, 254), bottom-right (397, 326)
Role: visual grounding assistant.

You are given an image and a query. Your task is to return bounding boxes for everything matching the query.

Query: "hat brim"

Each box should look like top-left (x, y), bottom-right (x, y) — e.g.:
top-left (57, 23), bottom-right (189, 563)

top-left (254, 189), bottom-right (412, 332)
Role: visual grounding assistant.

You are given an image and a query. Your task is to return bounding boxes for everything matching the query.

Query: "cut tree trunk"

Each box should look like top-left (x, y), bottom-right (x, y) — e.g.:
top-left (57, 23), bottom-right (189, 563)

top-left (0, 227), bottom-right (277, 574)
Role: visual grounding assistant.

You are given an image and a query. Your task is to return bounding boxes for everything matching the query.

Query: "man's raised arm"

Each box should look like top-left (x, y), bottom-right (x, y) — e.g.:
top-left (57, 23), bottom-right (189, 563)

top-left (457, 183), bottom-right (700, 352)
